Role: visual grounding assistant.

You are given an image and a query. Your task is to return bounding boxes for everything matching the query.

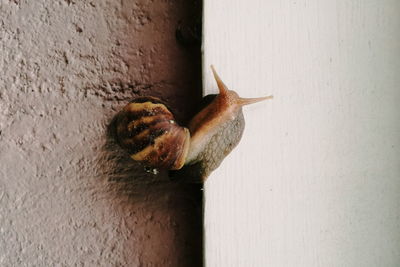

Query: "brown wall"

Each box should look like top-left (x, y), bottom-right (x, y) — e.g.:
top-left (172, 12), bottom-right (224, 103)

top-left (0, 0), bottom-right (203, 266)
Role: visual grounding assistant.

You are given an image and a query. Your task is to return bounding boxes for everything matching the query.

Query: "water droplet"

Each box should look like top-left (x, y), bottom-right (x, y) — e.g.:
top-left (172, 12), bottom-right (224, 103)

top-left (144, 167), bottom-right (159, 175)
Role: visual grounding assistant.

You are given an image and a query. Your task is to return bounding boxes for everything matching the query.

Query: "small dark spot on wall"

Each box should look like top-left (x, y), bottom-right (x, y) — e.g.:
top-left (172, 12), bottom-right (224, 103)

top-left (8, 0), bottom-right (19, 5)
top-left (63, 52), bottom-right (69, 65)
top-left (64, 0), bottom-right (75, 6)
top-left (74, 24), bottom-right (83, 33)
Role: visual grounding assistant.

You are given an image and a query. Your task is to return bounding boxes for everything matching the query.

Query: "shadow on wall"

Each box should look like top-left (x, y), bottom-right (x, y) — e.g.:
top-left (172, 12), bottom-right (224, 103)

top-left (93, 113), bottom-right (203, 266)
top-left (91, 0), bottom-right (203, 265)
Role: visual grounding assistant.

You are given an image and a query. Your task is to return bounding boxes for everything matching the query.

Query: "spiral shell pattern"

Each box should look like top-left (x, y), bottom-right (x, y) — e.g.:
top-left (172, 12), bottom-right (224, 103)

top-left (115, 96), bottom-right (190, 170)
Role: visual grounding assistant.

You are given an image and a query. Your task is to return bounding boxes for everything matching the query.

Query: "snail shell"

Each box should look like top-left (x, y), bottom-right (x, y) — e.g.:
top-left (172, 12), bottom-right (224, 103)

top-left (115, 96), bottom-right (190, 170)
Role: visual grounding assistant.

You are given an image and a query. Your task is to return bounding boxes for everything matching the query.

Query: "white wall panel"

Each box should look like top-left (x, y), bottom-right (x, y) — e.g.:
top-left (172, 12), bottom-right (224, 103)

top-left (203, 1), bottom-right (400, 266)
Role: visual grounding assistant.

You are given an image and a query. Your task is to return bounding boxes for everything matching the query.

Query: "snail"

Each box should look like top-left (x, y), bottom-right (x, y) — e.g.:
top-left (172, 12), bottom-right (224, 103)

top-left (114, 66), bottom-right (272, 182)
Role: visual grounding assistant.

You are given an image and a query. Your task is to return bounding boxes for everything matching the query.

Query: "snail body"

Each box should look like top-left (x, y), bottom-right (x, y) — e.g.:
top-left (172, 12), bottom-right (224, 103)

top-left (115, 66), bottom-right (272, 182)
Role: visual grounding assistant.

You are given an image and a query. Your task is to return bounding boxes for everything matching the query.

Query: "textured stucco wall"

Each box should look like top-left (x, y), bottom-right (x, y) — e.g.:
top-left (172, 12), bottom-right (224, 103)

top-left (0, 0), bottom-right (202, 266)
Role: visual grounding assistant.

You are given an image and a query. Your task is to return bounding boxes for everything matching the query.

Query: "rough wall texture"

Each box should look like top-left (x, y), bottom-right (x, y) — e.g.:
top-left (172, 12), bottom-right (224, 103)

top-left (0, 0), bottom-right (203, 266)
